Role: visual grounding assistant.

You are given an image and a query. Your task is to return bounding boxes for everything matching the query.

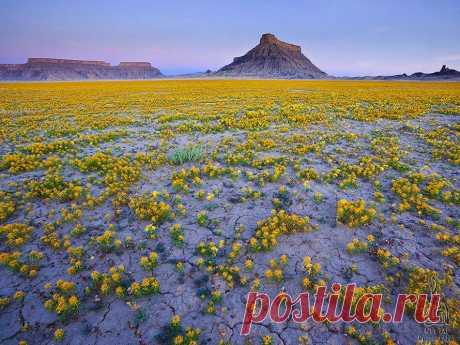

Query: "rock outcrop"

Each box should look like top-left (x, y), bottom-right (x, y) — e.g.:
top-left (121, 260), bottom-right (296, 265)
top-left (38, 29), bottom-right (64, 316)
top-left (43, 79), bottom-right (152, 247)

top-left (0, 58), bottom-right (163, 81)
top-left (215, 33), bottom-right (327, 79)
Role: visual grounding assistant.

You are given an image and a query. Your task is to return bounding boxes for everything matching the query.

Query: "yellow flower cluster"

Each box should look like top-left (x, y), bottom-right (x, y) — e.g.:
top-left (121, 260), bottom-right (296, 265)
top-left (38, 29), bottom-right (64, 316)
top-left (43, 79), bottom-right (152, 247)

top-left (128, 192), bottom-right (172, 224)
top-left (0, 153), bottom-right (42, 173)
top-left (390, 172), bottom-right (455, 217)
top-left (241, 186), bottom-right (262, 200)
top-left (445, 298), bottom-right (460, 331)
top-left (172, 167), bottom-right (199, 192)
top-left (375, 248), bottom-right (400, 269)
top-left (60, 204), bottom-right (83, 223)
top-left (90, 265), bottom-right (127, 297)
top-left (56, 279), bottom-right (76, 293)
top-left (204, 290), bottom-right (223, 315)
top-left (196, 211), bottom-right (209, 226)
top-left (23, 139), bottom-right (75, 155)
top-left (0, 290), bottom-right (25, 311)
top-left (0, 251), bottom-right (38, 278)
top-left (220, 109), bottom-right (272, 131)
top-left (171, 162), bottom-right (230, 194)
top-left (422, 126), bottom-right (460, 165)
top-left (93, 228), bottom-right (122, 253)
top-left (0, 223), bottom-right (34, 247)
top-left (25, 174), bottom-right (85, 201)
top-left (265, 256), bottom-right (288, 283)
top-left (54, 328), bottom-right (65, 342)
top-left (44, 280), bottom-right (79, 319)
top-left (407, 267), bottom-right (449, 295)
top-left (0, 296), bottom-right (10, 310)
top-left (298, 167), bottom-right (319, 181)
top-left (326, 156), bottom-right (386, 189)
top-left (170, 323), bottom-right (201, 345)
top-left (246, 164), bottom-right (286, 187)
top-left (250, 210), bottom-right (315, 252)
top-left (227, 241), bottom-right (242, 261)
top-left (244, 258), bottom-right (254, 271)
top-left (337, 198), bottom-right (376, 228)
top-left (345, 326), bottom-right (374, 344)
top-left (301, 256), bottom-right (324, 290)
top-left (40, 223), bottom-right (61, 250)
top-left (196, 240), bottom-right (224, 258)
top-left (170, 314), bottom-right (181, 329)
top-left (66, 246), bottom-right (84, 275)
top-left (218, 264), bottom-right (245, 289)
top-left (170, 223), bottom-right (185, 247)
top-left (436, 231), bottom-right (460, 244)
top-left (135, 150), bottom-right (168, 169)
top-left (441, 246), bottom-right (460, 266)
top-left (140, 251), bottom-right (158, 271)
top-left (424, 176), bottom-right (449, 199)
top-left (261, 335), bottom-right (273, 345)
top-left (70, 224), bottom-right (86, 237)
top-left (78, 130), bottom-right (126, 146)
top-left (374, 191), bottom-right (385, 203)
top-left (144, 224), bottom-right (158, 239)
top-left (0, 191), bottom-right (15, 222)
top-left (73, 152), bottom-right (141, 193)
top-left (175, 261), bottom-right (185, 272)
top-left (129, 277), bottom-right (160, 297)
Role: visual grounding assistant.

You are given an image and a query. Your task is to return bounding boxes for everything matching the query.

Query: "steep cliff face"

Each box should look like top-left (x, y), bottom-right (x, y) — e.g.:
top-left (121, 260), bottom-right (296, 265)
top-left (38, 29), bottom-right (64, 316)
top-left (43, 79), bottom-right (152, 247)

top-left (216, 33), bottom-right (326, 79)
top-left (0, 58), bottom-right (163, 80)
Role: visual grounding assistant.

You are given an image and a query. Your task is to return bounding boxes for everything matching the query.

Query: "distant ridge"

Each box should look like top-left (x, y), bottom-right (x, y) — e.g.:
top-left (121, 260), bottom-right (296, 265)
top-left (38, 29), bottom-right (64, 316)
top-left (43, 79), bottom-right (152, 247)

top-left (0, 58), bottom-right (162, 81)
top-left (215, 33), bottom-right (327, 79)
top-left (349, 65), bottom-right (460, 81)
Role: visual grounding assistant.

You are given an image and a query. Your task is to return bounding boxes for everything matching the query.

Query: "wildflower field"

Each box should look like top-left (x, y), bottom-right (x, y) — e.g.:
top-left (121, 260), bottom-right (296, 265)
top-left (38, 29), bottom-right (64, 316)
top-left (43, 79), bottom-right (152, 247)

top-left (0, 79), bottom-right (459, 345)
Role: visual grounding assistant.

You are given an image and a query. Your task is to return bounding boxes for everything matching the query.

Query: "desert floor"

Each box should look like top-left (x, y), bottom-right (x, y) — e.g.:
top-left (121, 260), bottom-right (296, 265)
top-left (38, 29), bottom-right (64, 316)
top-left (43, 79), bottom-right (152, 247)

top-left (0, 80), bottom-right (459, 345)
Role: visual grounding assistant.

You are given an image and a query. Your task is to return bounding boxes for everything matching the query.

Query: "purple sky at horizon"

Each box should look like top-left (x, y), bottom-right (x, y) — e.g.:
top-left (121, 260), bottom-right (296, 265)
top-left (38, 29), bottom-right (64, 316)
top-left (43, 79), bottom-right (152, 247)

top-left (1, 0), bottom-right (459, 76)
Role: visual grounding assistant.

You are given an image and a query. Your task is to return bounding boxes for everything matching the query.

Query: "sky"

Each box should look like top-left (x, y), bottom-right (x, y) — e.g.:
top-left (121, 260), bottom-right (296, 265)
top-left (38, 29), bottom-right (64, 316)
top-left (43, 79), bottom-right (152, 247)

top-left (1, 0), bottom-right (459, 76)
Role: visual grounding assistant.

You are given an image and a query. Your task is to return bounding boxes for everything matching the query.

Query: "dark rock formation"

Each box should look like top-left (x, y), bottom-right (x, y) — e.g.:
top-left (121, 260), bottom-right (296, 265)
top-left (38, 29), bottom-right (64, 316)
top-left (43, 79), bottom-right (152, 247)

top-left (0, 58), bottom-right (163, 81)
top-left (215, 33), bottom-right (327, 79)
top-left (352, 65), bottom-right (460, 81)
top-left (428, 65), bottom-right (460, 79)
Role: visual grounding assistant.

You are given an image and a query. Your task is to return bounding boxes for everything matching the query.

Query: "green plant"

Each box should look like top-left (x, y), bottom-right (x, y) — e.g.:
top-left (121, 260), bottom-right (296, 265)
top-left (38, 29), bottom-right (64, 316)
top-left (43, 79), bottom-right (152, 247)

top-left (169, 146), bottom-right (203, 165)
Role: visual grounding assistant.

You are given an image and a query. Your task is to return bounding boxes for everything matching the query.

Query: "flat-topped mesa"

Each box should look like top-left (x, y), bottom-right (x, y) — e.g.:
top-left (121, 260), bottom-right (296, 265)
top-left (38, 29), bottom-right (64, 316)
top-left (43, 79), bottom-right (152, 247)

top-left (27, 58), bottom-right (110, 67)
top-left (118, 62), bottom-right (152, 68)
top-left (0, 57), bottom-right (163, 80)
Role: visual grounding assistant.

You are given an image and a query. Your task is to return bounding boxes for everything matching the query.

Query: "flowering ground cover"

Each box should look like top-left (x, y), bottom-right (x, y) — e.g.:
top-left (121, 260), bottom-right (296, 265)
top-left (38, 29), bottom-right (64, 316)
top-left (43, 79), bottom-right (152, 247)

top-left (0, 80), bottom-right (459, 344)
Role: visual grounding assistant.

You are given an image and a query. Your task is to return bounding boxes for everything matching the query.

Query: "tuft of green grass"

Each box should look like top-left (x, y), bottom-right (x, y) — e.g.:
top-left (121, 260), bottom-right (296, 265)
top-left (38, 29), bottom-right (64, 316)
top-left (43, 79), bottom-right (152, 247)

top-left (169, 146), bottom-right (203, 165)
top-left (133, 308), bottom-right (147, 327)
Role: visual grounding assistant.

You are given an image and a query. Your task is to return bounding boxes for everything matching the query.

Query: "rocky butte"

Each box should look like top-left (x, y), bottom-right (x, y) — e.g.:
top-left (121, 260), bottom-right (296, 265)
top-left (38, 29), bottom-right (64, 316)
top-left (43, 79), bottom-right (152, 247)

top-left (0, 58), bottom-right (163, 81)
top-left (215, 33), bottom-right (327, 79)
